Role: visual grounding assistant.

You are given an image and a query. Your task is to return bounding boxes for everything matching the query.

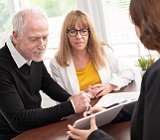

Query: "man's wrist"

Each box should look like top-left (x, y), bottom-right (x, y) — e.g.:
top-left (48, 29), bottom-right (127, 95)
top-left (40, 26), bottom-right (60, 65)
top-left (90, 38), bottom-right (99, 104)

top-left (69, 99), bottom-right (76, 113)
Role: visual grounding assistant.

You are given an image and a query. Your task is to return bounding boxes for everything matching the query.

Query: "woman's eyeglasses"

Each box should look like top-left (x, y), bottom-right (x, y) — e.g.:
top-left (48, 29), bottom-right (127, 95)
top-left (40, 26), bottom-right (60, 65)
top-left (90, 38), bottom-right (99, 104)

top-left (66, 29), bottom-right (90, 37)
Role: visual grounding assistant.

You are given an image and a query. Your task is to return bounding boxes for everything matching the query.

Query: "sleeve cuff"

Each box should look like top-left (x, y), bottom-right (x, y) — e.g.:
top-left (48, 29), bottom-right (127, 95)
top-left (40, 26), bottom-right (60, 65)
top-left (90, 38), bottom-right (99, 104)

top-left (70, 99), bottom-right (76, 113)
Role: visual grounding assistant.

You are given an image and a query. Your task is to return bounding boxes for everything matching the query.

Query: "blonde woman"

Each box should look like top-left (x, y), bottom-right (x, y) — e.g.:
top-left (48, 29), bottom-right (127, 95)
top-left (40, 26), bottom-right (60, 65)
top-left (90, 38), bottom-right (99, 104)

top-left (50, 10), bottom-right (135, 99)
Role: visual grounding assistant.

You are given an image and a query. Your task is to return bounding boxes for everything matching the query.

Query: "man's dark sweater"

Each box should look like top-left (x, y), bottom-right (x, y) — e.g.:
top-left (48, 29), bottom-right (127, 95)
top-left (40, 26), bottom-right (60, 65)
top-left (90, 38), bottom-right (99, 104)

top-left (0, 44), bottom-right (74, 139)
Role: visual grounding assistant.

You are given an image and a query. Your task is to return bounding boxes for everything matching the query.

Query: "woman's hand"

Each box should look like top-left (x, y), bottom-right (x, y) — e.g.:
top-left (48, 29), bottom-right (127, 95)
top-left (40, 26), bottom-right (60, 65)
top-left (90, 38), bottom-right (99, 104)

top-left (84, 83), bottom-right (117, 99)
top-left (83, 106), bottom-right (106, 117)
top-left (83, 86), bottom-right (96, 99)
top-left (91, 83), bottom-right (117, 98)
top-left (67, 116), bottom-right (98, 140)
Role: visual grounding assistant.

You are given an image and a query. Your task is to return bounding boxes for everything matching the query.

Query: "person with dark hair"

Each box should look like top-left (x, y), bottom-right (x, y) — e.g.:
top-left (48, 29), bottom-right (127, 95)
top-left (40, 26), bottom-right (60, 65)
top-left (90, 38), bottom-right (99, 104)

top-left (0, 7), bottom-right (91, 139)
top-left (67, 0), bottom-right (160, 139)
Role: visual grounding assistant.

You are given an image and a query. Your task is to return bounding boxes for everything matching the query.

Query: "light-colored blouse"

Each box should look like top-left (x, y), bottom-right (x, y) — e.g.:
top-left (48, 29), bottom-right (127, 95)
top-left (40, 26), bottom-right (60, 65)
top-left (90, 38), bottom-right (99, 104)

top-left (50, 46), bottom-right (135, 95)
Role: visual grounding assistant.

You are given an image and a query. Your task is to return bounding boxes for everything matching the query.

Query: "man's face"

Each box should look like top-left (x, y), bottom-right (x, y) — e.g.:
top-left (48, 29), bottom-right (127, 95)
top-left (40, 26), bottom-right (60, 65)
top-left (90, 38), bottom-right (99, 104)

top-left (13, 15), bottom-right (49, 62)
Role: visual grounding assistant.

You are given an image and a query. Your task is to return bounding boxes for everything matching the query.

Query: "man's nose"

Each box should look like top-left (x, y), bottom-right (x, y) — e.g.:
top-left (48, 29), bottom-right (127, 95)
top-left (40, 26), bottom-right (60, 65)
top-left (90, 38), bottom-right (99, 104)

top-left (38, 39), bottom-right (46, 50)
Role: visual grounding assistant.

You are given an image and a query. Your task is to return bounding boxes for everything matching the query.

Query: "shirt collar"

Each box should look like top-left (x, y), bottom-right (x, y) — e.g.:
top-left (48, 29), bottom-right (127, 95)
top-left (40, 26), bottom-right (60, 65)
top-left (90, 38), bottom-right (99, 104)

top-left (6, 36), bottom-right (32, 68)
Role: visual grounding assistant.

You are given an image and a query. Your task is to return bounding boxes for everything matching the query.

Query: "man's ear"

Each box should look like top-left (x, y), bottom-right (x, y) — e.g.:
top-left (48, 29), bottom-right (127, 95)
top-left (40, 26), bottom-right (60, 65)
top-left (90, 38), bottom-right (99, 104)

top-left (12, 31), bottom-right (19, 44)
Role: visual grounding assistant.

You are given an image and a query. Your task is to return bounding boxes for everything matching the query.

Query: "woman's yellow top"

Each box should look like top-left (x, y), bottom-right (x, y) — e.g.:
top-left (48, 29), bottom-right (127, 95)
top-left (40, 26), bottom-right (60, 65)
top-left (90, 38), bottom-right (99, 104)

top-left (76, 60), bottom-right (101, 91)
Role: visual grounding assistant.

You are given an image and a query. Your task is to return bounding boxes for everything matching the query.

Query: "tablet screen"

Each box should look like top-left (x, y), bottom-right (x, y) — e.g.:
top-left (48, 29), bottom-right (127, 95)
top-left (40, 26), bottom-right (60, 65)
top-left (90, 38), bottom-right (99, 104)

top-left (73, 103), bottom-right (124, 129)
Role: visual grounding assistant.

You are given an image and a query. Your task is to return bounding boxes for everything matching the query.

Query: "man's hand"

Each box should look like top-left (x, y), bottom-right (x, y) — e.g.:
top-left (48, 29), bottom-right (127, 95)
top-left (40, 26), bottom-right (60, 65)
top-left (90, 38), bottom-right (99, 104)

top-left (70, 91), bottom-right (91, 113)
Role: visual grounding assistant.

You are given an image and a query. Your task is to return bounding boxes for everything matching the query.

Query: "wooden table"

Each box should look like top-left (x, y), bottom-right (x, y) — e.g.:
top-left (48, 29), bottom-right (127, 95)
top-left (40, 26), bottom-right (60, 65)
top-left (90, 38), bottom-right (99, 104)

top-left (13, 122), bottom-right (131, 140)
top-left (12, 108), bottom-right (131, 140)
top-left (12, 98), bottom-right (132, 140)
top-left (12, 73), bottom-right (141, 140)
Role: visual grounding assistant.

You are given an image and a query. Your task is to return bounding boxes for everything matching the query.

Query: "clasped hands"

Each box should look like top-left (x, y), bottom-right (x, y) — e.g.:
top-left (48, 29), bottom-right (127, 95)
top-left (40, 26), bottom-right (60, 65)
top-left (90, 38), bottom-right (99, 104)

top-left (84, 83), bottom-right (117, 99)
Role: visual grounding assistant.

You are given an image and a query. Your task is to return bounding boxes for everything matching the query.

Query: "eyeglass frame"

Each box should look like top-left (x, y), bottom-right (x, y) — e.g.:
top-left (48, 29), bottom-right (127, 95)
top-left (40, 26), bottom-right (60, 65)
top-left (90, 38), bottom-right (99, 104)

top-left (66, 28), bottom-right (90, 37)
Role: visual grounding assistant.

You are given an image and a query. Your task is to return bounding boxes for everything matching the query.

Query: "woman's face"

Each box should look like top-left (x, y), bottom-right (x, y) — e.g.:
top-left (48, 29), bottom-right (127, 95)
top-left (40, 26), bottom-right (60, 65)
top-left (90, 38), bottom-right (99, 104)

top-left (67, 23), bottom-right (89, 52)
top-left (135, 25), bottom-right (141, 39)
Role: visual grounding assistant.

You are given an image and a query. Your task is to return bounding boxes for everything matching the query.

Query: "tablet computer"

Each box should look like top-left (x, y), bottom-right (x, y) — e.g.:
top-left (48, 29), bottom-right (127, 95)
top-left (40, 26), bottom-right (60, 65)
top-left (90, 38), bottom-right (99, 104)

top-left (72, 103), bottom-right (124, 129)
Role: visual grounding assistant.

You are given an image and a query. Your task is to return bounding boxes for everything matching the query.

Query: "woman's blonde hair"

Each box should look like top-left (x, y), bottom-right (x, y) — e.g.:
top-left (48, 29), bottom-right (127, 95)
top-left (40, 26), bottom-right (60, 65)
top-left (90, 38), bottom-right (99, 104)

top-left (55, 10), bottom-right (108, 69)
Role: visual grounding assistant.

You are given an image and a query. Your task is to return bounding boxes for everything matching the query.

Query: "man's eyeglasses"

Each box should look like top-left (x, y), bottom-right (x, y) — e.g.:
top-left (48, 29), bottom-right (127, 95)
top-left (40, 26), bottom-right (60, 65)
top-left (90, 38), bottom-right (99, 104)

top-left (66, 29), bottom-right (90, 37)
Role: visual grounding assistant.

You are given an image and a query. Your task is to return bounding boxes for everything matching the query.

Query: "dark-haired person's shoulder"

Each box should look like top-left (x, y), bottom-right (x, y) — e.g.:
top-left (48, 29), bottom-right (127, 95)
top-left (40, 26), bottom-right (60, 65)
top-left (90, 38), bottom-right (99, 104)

top-left (143, 58), bottom-right (160, 80)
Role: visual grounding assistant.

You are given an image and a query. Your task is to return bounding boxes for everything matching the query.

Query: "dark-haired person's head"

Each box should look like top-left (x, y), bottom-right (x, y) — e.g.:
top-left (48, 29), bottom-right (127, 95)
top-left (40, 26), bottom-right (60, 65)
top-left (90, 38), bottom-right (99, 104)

top-left (130, 0), bottom-right (160, 52)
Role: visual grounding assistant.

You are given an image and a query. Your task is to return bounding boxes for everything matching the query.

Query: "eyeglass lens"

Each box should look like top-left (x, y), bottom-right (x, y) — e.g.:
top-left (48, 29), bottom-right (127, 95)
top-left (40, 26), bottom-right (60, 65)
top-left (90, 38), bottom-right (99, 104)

top-left (67, 29), bottom-right (89, 37)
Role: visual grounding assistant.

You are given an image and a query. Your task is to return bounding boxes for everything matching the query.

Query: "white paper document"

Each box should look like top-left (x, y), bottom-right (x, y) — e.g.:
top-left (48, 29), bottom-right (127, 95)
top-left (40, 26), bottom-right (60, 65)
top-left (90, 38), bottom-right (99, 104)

top-left (94, 91), bottom-right (140, 108)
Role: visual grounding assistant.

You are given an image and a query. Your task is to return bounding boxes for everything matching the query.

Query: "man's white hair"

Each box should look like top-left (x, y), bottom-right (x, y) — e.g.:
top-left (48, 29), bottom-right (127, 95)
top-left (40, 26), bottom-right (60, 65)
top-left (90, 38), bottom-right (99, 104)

top-left (12, 7), bottom-right (48, 36)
